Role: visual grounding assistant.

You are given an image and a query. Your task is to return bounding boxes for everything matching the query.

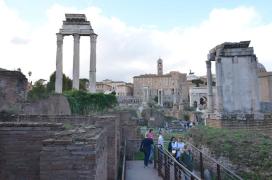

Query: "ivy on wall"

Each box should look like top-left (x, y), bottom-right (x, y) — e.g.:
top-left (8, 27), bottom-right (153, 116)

top-left (64, 90), bottom-right (118, 115)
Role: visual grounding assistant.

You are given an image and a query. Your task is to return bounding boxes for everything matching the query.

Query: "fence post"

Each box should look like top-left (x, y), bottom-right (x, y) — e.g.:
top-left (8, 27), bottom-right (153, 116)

top-left (174, 162), bottom-right (177, 180)
top-left (200, 152), bottom-right (204, 179)
top-left (154, 146), bottom-right (157, 169)
top-left (217, 164), bottom-right (221, 180)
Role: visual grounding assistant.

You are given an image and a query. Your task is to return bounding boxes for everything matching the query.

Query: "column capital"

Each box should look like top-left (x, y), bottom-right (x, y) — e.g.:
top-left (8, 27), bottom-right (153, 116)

top-left (73, 33), bottom-right (80, 37)
top-left (90, 33), bottom-right (98, 42)
top-left (56, 33), bottom-right (63, 44)
top-left (73, 33), bottom-right (80, 42)
top-left (206, 60), bottom-right (211, 68)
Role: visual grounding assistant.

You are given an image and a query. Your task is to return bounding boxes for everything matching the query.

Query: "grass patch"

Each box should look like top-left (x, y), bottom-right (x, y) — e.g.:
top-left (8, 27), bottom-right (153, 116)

top-left (187, 126), bottom-right (272, 179)
top-left (134, 151), bottom-right (145, 160)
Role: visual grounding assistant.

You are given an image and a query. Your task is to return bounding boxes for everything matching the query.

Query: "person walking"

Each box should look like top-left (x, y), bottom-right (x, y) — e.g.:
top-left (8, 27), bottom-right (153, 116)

top-left (180, 144), bottom-right (193, 180)
top-left (168, 136), bottom-right (177, 157)
top-left (175, 137), bottom-right (185, 162)
top-left (140, 134), bottom-right (154, 167)
top-left (158, 130), bottom-right (164, 148)
top-left (146, 129), bottom-right (154, 163)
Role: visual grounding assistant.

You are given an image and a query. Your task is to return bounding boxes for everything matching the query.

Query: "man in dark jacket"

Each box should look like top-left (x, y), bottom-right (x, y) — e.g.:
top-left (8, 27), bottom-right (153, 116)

top-left (140, 136), bottom-right (154, 167)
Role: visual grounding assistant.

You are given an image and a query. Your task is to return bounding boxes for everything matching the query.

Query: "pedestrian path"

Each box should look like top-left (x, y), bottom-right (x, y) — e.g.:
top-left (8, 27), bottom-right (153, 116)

top-left (126, 161), bottom-right (163, 180)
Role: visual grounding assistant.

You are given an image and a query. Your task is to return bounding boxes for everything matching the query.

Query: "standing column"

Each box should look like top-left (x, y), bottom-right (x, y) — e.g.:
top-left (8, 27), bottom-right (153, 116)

top-left (55, 33), bottom-right (63, 93)
top-left (158, 90), bottom-right (161, 105)
top-left (206, 60), bottom-right (214, 112)
top-left (73, 34), bottom-right (80, 90)
top-left (160, 89), bottom-right (164, 107)
top-left (89, 33), bottom-right (97, 93)
top-left (216, 58), bottom-right (223, 112)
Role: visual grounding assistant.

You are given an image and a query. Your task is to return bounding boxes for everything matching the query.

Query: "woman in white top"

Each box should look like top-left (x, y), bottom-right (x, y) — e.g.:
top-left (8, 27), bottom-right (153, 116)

top-left (175, 137), bottom-right (185, 161)
top-left (157, 130), bottom-right (164, 148)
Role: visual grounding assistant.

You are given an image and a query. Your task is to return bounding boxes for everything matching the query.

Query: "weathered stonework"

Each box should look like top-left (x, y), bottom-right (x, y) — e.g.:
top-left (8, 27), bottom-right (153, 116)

top-left (0, 111), bottom-right (138, 180)
top-left (40, 127), bottom-right (107, 180)
top-left (55, 14), bottom-right (97, 93)
top-left (0, 69), bottom-right (27, 112)
top-left (208, 41), bottom-right (260, 114)
top-left (22, 94), bottom-right (71, 115)
top-left (133, 59), bottom-right (188, 107)
top-left (0, 122), bottom-right (63, 180)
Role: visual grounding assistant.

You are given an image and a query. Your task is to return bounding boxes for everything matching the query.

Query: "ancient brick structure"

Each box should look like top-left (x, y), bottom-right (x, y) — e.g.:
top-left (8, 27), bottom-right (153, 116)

top-left (0, 111), bottom-right (139, 180)
top-left (0, 122), bottom-right (63, 179)
top-left (0, 69), bottom-right (27, 112)
top-left (40, 127), bottom-right (107, 180)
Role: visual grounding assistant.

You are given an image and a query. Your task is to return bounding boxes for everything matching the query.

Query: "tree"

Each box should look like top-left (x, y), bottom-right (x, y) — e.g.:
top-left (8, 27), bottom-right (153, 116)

top-left (79, 78), bottom-right (89, 91)
top-left (46, 71), bottom-right (72, 93)
top-left (192, 79), bottom-right (204, 87)
top-left (154, 96), bottom-right (158, 103)
top-left (27, 79), bottom-right (48, 101)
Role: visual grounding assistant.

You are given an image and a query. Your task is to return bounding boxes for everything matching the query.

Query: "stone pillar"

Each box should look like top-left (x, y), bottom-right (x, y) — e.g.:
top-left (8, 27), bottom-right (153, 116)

top-left (73, 34), bottom-right (80, 90)
top-left (161, 90), bottom-right (164, 106)
top-left (55, 33), bottom-right (63, 93)
top-left (216, 58), bottom-right (223, 112)
top-left (158, 90), bottom-right (161, 106)
top-left (206, 60), bottom-right (214, 112)
top-left (89, 33), bottom-right (97, 93)
top-left (173, 88), bottom-right (177, 105)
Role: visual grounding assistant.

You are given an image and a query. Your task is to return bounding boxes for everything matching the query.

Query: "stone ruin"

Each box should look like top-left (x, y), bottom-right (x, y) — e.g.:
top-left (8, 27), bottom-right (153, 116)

top-left (55, 14), bottom-right (97, 93)
top-left (205, 41), bottom-right (272, 135)
top-left (0, 69), bottom-right (27, 112)
top-left (0, 112), bottom-right (140, 180)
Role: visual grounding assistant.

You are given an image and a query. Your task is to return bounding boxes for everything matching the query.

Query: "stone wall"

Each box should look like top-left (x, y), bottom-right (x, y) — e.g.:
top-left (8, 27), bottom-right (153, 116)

top-left (142, 108), bottom-right (165, 128)
top-left (0, 122), bottom-right (63, 180)
top-left (40, 127), bottom-right (107, 180)
top-left (22, 94), bottom-right (71, 115)
top-left (0, 111), bottom-right (138, 180)
top-left (0, 70), bottom-right (27, 112)
top-left (207, 114), bottom-right (272, 137)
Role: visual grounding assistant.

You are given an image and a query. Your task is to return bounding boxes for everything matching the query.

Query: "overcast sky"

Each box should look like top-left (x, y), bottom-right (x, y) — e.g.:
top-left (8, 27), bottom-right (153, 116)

top-left (1, 0), bottom-right (272, 82)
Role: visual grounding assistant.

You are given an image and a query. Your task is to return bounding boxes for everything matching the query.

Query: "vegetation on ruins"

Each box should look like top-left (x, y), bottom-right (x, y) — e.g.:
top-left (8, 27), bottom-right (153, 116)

top-left (191, 79), bottom-right (204, 87)
top-left (27, 79), bottom-right (49, 101)
top-left (64, 90), bottom-right (117, 115)
top-left (187, 126), bottom-right (272, 179)
top-left (28, 72), bottom-right (91, 101)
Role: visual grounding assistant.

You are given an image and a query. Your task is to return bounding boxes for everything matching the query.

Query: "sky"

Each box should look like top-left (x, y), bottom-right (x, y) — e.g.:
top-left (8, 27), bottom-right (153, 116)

top-left (1, 0), bottom-right (272, 83)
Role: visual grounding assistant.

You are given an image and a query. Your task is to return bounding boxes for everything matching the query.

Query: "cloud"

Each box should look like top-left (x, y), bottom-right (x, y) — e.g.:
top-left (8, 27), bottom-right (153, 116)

top-left (0, 1), bottom-right (272, 83)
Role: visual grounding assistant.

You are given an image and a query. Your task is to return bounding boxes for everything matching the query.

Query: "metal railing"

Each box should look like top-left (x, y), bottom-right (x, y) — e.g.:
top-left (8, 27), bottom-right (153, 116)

top-left (186, 142), bottom-right (243, 180)
top-left (124, 139), bottom-right (243, 180)
top-left (121, 140), bottom-right (127, 180)
top-left (155, 145), bottom-right (201, 180)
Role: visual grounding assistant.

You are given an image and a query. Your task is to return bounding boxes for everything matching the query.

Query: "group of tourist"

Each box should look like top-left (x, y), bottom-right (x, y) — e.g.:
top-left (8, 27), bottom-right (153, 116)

top-left (140, 128), bottom-right (193, 174)
top-left (168, 136), bottom-right (193, 172)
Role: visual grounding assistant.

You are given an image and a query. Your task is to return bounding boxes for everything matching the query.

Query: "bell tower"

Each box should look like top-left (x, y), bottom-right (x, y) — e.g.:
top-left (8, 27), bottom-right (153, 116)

top-left (157, 58), bottom-right (163, 75)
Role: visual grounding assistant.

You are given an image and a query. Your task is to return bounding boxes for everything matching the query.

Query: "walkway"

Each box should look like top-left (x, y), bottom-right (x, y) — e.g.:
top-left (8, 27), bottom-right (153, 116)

top-left (126, 161), bottom-right (163, 180)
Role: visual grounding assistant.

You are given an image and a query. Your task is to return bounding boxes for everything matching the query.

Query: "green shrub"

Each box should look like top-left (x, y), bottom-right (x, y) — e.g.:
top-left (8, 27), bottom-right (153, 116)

top-left (64, 90), bottom-right (118, 115)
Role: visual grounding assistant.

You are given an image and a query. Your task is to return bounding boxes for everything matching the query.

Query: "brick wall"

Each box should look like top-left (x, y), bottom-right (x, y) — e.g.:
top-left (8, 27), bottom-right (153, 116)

top-left (40, 127), bottom-right (107, 180)
top-left (207, 113), bottom-right (272, 137)
top-left (0, 122), bottom-right (63, 180)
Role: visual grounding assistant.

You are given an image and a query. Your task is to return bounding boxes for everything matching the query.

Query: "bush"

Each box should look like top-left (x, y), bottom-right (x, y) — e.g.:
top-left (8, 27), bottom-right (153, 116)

top-left (64, 90), bottom-right (118, 115)
top-left (27, 79), bottom-right (49, 101)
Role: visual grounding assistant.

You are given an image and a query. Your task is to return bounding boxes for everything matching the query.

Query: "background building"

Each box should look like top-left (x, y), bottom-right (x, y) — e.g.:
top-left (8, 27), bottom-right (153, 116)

top-left (96, 79), bottom-right (133, 96)
top-left (133, 58), bottom-right (188, 107)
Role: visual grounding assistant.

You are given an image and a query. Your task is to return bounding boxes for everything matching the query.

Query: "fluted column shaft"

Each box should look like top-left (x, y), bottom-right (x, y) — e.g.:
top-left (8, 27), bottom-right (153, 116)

top-left (216, 58), bottom-right (223, 112)
top-left (206, 60), bottom-right (214, 112)
top-left (73, 34), bottom-right (80, 90)
top-left (89, 34), bottom-right (97, 93)
top-left (55, 33), bottom-right (63, 93)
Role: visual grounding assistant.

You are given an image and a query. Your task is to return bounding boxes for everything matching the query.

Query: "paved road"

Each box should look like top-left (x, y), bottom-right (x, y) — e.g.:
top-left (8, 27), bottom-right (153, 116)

top-left (126, 161), bottom-right (163, 180)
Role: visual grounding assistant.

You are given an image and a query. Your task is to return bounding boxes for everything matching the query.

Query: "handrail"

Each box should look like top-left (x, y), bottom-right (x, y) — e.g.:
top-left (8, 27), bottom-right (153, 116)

top-left (121, 140), bottom-right (127, 180)
top-left (186, 142), bottom-right (243, 180)
top-left (126, 138), bottom-right (243, 180)
top-left (158, 145), bottom-right (201, 180)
